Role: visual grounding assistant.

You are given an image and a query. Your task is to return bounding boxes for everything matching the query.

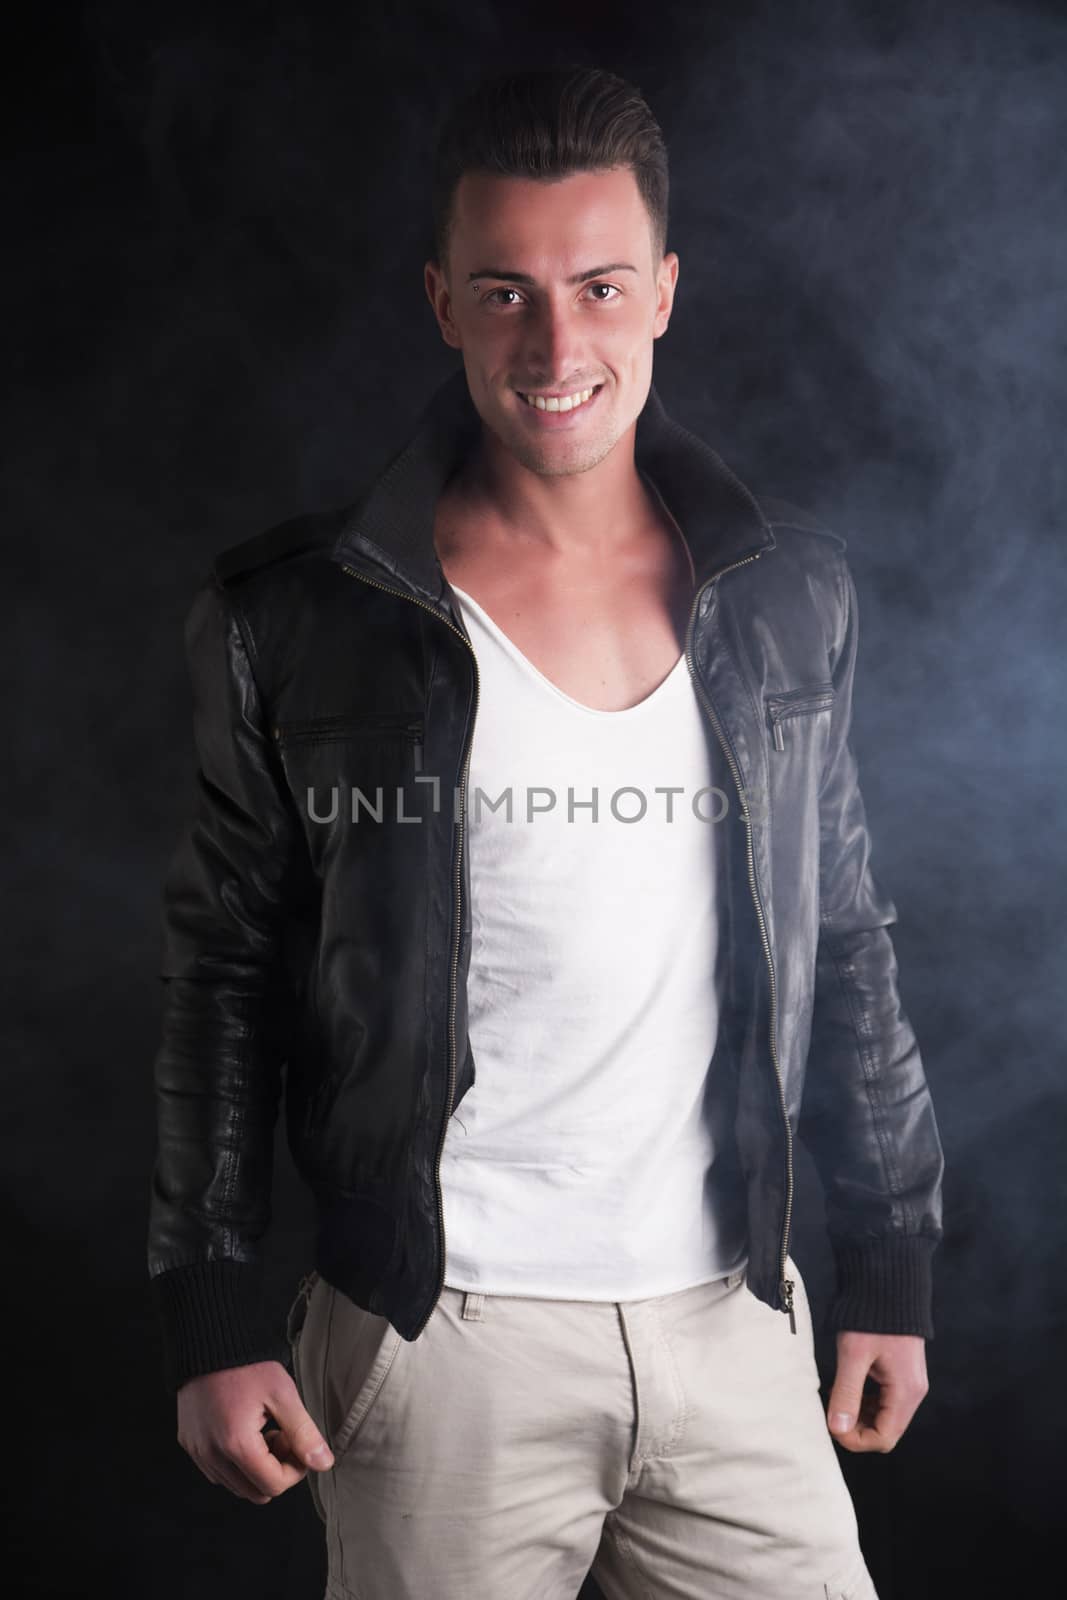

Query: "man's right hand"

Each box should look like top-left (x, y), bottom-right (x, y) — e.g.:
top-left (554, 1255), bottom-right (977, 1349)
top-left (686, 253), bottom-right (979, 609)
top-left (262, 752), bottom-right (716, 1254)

top-left (176, 1360), bottom-right (335, 1504)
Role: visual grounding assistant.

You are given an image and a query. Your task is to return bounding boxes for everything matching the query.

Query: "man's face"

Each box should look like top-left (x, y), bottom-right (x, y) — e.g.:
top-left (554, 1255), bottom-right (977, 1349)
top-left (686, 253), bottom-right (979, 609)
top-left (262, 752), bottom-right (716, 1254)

top-left (424, 166), bottom-right (678, 478)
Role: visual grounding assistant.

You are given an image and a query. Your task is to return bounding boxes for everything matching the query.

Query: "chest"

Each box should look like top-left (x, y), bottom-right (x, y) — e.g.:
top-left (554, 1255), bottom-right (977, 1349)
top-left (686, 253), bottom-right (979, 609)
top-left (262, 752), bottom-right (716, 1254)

top-left (434, 514), bottom-right (696, 714)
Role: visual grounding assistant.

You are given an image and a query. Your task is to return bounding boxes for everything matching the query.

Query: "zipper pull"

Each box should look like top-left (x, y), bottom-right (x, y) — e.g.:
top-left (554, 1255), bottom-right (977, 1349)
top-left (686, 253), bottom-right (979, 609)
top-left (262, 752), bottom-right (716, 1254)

top-left (770, 714), bottom-right (785, 752)
top-left (780, 1277), bottom-right (797, 1335)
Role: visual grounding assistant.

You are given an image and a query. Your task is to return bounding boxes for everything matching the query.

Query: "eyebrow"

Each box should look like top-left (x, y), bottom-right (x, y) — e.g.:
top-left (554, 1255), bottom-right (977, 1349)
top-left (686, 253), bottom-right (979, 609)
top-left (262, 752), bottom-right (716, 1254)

top-left (467, 262), bottom-right (639, 286)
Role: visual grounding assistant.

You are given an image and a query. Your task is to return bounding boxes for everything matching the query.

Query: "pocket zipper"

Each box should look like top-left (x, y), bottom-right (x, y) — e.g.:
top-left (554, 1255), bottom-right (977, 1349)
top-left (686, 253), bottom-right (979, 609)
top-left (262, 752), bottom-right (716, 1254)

top-left (272, 713), bottom-right (425, 747)
top-left (764, 685), bottom-right (834, 751)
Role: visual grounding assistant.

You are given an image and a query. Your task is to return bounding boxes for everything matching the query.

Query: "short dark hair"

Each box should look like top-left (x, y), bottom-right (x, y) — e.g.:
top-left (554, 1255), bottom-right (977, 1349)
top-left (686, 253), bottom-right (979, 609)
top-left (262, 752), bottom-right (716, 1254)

top-left (430, 64), bottom-right (669, 276)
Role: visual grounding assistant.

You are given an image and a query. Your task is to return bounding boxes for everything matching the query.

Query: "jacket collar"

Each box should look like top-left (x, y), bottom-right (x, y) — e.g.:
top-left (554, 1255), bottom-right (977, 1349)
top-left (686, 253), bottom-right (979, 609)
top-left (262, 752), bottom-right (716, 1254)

top-left (331, 366), bottom-right (775, 608)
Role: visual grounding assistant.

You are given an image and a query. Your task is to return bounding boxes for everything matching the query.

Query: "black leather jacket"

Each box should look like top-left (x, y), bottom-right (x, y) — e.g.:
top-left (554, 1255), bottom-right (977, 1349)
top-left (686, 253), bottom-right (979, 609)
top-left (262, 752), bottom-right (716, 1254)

top-left (147, 368), bottom-right (945, 1395)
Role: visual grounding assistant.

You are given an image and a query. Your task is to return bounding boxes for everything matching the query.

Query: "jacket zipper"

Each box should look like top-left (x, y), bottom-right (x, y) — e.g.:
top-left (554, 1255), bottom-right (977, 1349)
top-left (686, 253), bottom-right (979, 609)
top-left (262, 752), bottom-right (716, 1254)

top-left (684, 554), bottom-right (797, 1334)
top-left (338, 561), bottom-right (478, 1339)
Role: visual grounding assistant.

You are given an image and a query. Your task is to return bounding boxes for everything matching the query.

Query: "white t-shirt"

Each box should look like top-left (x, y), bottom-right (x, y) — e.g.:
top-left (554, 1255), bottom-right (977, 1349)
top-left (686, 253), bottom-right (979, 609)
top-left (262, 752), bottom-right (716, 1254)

top-left (439, 580), bottom-right (749, 1299)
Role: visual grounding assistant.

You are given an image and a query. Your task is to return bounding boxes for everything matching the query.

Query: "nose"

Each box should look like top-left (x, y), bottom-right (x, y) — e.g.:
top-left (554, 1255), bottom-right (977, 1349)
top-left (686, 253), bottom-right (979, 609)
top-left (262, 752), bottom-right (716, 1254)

top-left (520, 301), bottom-right (590, 392)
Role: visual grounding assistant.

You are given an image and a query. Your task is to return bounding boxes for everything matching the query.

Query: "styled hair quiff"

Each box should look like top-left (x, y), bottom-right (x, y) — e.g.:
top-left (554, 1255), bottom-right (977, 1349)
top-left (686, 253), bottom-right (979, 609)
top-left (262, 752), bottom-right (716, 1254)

top-left (430, 64), bottom-right (670, 274)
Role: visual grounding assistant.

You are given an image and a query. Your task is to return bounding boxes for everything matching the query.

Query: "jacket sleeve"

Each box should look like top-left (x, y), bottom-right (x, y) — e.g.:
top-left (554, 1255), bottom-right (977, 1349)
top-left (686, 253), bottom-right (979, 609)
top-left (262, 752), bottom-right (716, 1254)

top-left (798, 551), bottom-right (945, 1338)
top-left (146, 573), bottom-right (298, 1395)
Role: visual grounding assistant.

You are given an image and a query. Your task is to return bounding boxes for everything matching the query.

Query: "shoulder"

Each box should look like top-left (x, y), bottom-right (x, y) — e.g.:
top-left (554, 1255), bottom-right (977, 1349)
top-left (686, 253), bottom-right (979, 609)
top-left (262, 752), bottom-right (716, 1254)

top-left (756, 492), bottom-right (850, 617)
top-left (191, 505), bottom-right (362, 679)
top-left (210, 505), bottom-right (350, 588)
top-left (757, 493), bottom-right (847, 554)
top-left (728, 492), bottom-right (853, 661)
top-left (203, 506), bottom-right (358, 648)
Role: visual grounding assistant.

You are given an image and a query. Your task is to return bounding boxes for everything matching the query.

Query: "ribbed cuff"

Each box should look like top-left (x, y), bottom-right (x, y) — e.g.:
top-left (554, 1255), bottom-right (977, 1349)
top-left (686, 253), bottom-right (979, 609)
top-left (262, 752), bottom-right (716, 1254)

top-left (149, 1259), bottom-right (290, 1396)
top-left (824, 1233), bottom-right (939, 1339)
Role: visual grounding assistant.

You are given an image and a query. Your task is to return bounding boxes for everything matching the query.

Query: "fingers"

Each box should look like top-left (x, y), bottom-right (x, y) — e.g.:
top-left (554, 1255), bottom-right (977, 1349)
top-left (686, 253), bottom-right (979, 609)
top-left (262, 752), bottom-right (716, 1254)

top-left (203, 1434), bottom-right (316, 1502)
top-left (828, 1331), bottom-right (929, 1453)
top-left (831, 1377), bottom-right (926, 1453)
top-left (833, 1420), bottom-right (901, 1452)
top-left (830, 1414), bottom-right (897, 1452)
top-left (262, 1424), bottom-right (305, 1468)
top-left (265, 1384), bottom-right (336, 1473)
top-left (827, 1358), bottom-right (870, 1447)
top-left (176, 1359), bottom-right (336, 1503)
top-left (207, 1456), bottom-right (276, 1504)
top-left (232, 1427), bottom-right (320, 1496)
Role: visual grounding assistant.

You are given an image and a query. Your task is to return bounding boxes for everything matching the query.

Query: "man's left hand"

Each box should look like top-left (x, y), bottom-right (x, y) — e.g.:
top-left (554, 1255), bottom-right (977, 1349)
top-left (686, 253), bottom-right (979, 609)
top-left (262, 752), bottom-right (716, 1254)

top-left (826, 1331), bottom-right (929, 1452)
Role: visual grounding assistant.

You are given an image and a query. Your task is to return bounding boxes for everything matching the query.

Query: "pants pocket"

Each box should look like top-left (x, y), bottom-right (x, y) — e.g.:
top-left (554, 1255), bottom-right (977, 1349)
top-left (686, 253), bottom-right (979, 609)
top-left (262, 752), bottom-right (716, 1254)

top-left (286, 1271), bottom-right (328, 1525)
top-left (322, 1281), bottom-right (406, 1461)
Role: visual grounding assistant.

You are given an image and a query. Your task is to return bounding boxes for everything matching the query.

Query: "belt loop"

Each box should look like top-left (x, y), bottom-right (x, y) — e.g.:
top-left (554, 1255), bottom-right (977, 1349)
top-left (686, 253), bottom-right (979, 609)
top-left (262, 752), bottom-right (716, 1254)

top-left (461, 1291), bottom-right (485, 1322)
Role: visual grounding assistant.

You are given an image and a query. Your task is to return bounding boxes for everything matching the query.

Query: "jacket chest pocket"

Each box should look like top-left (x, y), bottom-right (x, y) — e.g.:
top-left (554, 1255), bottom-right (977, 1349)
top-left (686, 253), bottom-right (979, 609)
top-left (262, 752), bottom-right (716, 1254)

top-left (764, 683), bottom-right (834, 751)
top-left (271, 713), bottom-right (426, 825)
top-left (272, 712), bottom-right (424, 748)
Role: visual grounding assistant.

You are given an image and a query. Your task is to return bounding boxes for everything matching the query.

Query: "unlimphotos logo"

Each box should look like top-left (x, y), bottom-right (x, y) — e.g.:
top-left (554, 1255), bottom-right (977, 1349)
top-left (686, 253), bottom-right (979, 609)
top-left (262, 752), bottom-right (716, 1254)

top-left (302, 776), bottom-right (768, 827)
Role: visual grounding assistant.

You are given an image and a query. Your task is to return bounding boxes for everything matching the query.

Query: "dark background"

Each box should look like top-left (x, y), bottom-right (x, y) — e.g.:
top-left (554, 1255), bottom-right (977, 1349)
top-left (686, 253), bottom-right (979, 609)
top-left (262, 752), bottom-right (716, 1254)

top-left (7, 0), bottom-right (1065, 1595)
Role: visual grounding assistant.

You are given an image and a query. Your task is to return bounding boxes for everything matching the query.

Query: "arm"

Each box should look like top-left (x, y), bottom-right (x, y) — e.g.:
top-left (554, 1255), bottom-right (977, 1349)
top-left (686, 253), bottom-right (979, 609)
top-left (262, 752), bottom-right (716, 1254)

top-left (798, 552), bottom-right (945, 1340)
top-left (147, 573), bottom-right (300, 1396)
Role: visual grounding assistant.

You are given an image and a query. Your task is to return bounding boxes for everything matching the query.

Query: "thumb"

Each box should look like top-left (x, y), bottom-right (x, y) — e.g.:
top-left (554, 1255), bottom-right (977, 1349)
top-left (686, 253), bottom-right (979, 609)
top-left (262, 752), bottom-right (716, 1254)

top-left (828, 1358), bottom-right (868, 1435)
top-left (271, 1386), bottom-right (335, 1469)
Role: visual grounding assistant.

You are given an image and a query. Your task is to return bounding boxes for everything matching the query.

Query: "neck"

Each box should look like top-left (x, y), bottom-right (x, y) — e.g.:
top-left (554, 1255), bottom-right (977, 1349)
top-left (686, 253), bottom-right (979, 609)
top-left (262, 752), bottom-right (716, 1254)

top-left (453, 423), bottom-right (659, 562)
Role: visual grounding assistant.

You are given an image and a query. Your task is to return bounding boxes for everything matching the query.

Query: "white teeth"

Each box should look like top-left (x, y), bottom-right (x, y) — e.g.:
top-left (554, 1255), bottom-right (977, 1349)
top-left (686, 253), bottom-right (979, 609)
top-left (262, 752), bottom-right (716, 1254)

top-left (520, 386), bottom-right (597, 412)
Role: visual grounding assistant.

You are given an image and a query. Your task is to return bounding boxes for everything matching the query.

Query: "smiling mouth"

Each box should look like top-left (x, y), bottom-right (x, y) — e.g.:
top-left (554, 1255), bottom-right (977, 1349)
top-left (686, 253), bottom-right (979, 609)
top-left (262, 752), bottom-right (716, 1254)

top-left (515, 384), bottom-right (604, 413)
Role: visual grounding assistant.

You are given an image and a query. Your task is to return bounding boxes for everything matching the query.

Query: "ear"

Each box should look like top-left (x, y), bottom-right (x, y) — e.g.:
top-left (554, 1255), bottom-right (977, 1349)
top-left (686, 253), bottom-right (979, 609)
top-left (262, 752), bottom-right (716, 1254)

top-left (425, 260), bottom-right (463, 351)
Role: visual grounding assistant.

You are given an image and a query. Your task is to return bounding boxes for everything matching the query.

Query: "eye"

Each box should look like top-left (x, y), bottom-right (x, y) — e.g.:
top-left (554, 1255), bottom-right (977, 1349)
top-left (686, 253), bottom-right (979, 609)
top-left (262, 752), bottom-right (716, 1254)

top-left (482, 282), bottom-right (623, 306)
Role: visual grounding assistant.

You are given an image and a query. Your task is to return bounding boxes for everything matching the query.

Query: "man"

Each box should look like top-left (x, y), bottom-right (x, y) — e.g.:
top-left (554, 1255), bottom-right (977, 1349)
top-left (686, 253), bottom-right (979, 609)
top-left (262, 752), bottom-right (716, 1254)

top-left (149, 64), bottom-right (944, 1599)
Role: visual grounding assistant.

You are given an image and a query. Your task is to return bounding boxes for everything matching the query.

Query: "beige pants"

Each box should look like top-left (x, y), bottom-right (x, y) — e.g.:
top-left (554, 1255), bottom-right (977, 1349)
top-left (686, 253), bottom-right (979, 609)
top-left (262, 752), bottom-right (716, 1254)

top-left (285, 1256), bottom-right (878, 1600)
